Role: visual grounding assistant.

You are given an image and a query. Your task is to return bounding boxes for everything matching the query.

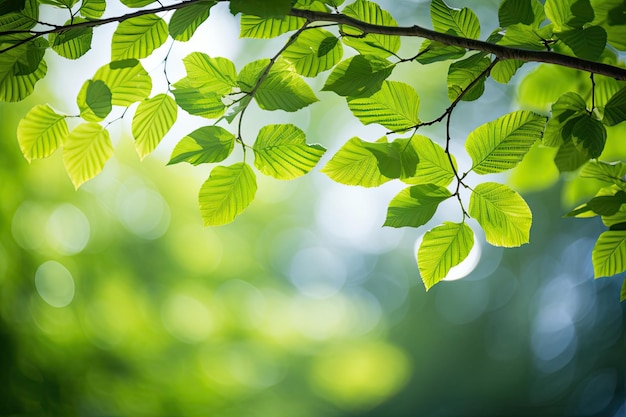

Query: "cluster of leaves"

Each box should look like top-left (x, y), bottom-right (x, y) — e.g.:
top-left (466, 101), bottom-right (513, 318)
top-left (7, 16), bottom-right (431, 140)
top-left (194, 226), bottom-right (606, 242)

top-left (2, 0), bottom-right (626, 296)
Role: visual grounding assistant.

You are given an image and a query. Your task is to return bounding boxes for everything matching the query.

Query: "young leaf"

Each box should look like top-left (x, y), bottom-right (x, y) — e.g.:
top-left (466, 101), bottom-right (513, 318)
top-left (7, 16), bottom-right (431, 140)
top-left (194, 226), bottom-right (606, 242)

top-left (545, 0), bottom-right (593, 30)
top-left (431, 0), bottom-right (480, 39)
top-left (0, 0), bottom-right (38, 32)
top-left (593, 229), bottom-right (626, 277)
top-left (603, 86), bottom-right (626, 126)
top-left (253, 124), bottom-right (326, 180)
top-left (571, 115), bottom-right (606, 159)
top-left (76, 79), bottom-right (112, 122)
top-left (543, 92), bottom-right (587, 147)
top-left (172, 78), bottom-right (225, 118)
top-left (447, 54), bottom-right (491, 102)
top-left (402, 135), bottom-right (456, 187)
top-left (347, 80), bottom-right (420, 132)
top-left (0, 39), bottom-right (47, 102)
top-left (17, 104), bottom-right (68, 162)
top-left (120, 0), bottom-right (156, 7)
top-left (132, 94), bottom-right (177, 159)
top-left (282, 28), bottom-right (343, 77)
top-left (168, 126), bottom-right (235, 166)
top-left (63, 123), bottom-right (114, 189)
top-left (93, 59), bottom-right (151, 106)
top-left (469, 182), bottom-right (532, 247)
top-left (415, 41), bottom-right (465, 65)
top-left (565, 190), bottom-right (626, 217)
top-left (554, 140), bottom-right (589, 172)
top-left (418, 222), bottom-right (474, 291)
top-left (581, 160), bottom-right (626, 184)
top-left (79, 0), bottom-right (105, 19)
top-left (198, 162), bottom-right (257, 226)
top-left (321, 136), bottom-right (392, 187)
top-left (49, 18), bottom-right (93, 59)
top-left (111, 14), bottom-right (167, 60)
top-left (498, 0), bottom-right (545, 28)
top-left (556, 26), bottom-right (607, 61)
top-left (491, 59), bottom-right (524, 84)
top-left (169, 1), bottom-right (215, 42)
top-left (466, 110), bottom-right (546, 174)
top-left (322, 54), bottom-right (394, 97)
top-left (498, 23), bottom-right (552, 51)
top-left (253, 63), bottom-right (319, 112)
top-left (230, 0), bottom-right (295, 17)
top-left (384, 184), bottom-right (452, 228)
top-left (240, 14), bottom-right (304, 38)
top-left (182, 53), bottom-right (237, 95)
top-left (341, 0), bottom-right (400, 58)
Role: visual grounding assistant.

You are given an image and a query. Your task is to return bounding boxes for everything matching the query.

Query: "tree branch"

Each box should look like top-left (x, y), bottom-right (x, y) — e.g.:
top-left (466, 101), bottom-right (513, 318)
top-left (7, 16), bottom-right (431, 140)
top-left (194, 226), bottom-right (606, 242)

top-left (288, 8), bottom-right (626, 81)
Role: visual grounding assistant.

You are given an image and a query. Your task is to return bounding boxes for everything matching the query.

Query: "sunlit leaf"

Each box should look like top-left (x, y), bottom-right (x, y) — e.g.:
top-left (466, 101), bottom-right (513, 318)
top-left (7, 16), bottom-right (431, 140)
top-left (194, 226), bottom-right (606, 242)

top-left (566, 190), bottom-right (626, 217)
top-left (491, 59), bottom-right (524, 84)
top-left (497, 23), bottom-right (550, 51)
top-left (120, 0), bottom-right (156, 7)
top-left (593, 229), bottom-right (626, 277)
top-left (169, 1), bottom-right (215, 41)
top-left (93, 59), bottom-right (151, 106)
top-left (418, 222), bottom-right (474, 290)
top-left (49, 18), bottom-right (93, 59)
top-left (0, 0), bottom-right (38, 32)
top-left (172, 78), bottom-right (226, 118)
top-left (431, 0), bottom-right (480, 39)
top-left (557, 26), bottom-right (607, 61)
top-left (545, 0), bottom-right (594, 30)
top-left (0, 39), bottom-right (47, 102)
top-left (80, 0), bottom-right (106, 18)
top-left (402, 135), bottom-right (456, 187)
top-left (347, 81), bottom-right (420, 132)
top-left (253, 124), bottom-right (326, 179)
top-left (76, 79), bottom-right (112, 122)
top-left (63, 123), bottom-right (114, 189)
top-left (253, 62), bottom-right (318, 111)
top-left (384, 184), bottom-right (452, 228)
top-left (17, 104), bottom-right (68, 162)
top-left (341, 0), bottom-right (400, 58)
top-left (198, 162), bottom-right (257, 226)
top-left (321, 136), bottom-right (392, 187)
top-left (590, 0), bottom-right (626, 50)
top-left (240, 14), bottom-right (304, 38)
top-left (581, 160), bottom-right (626, 184)
top-left (543, 92), bottom-right (587, 147)
top-left (603, 86), bottom-right (626, 126)
top-left (111, 14), bottom-right (167, 60)
top-left (322, 54), bottom-right (394, 97)
top-left (469, 182), bottom-right (532, 247)
top-left (415, 40), bottom-right (465, 65)
top-left (447, 53), bottom-right (491, 102)
top-left (466, 110), bottom-right (546, 174)
top-left (168, 126), bottom-right (235, 165)
top-left (132, 94), bottom-right (177, 159)
top-left (282, 28), bottom-right (343, 77)
top-left (182, 53), bottom-right (237, 95)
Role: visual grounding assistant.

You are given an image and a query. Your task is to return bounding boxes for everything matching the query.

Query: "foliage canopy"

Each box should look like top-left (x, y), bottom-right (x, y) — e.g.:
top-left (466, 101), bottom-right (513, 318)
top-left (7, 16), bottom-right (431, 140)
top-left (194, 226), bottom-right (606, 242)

top-left (3, 0), bottom-right (626, 297)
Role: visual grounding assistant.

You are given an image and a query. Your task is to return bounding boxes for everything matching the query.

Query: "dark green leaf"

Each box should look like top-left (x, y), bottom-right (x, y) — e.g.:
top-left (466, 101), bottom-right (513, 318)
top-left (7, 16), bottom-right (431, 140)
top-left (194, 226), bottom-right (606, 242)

top-left (230, 0), bottom-right (295, 17)
top-left (566, 191), bottom-right (626, 217)
top-left (49, 18), bottom-right (93, 60)
top-left (0, 0), bottom-right (26, 16)
top-left (447, 53), bottom-right (491, 102)
top-left (543, 92), bottom-right (588, 147)
top-left (545, 0), bottom-right (594, 30)
top-left (603, 86), bottom-right (626, 126)
top-left (169, 1), bottom-right (215, 42)
top-left (384, 184), bottom-right (452, 228)
top-left (556, 26), bottom-right (607, 61)
top-left (77, 79), bottom-right (112, 122)
top-left (172, 78), bottom-right (226, 119)
top-left (498, 0), bottom-right (545, 27)
top-left (554, 140), bottom-right (589, 172)
top-left (415, 40), bottom-right (465, 65)
top-left (323, 55), bottom-right (394, 97)
top-left (571, 115), bottom-right (606, 159)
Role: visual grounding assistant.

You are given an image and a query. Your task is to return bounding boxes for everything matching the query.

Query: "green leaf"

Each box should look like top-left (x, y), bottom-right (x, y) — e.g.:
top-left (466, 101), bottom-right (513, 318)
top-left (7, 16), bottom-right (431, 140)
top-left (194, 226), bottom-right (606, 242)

top-left (566, 190), bottom-right (626, 217)
top-left (402, 135), bottom-right (456, 187)
top-left (111, 14), bottom-right (167, 60)
top-left (621, 277), bottom-right (626, 302)
top-left (322, 54), bottom-right (394, 97)
top-left (571, 115), bottom-right (606, 159)
top-left (168, 126), bottom-right (235, 166)
top-left (172, 78), bottom-right (226, 118)
top-left (554, 140), bottom-right (589, 172)
top-left (384, 184), bottom-right (452, 228)
top-left (491, 59), bottom-right (524, 84)
top-left (0, 0), bottom-right (25, 16)
top-left (93, 59), bottom-right (151, 106)
top-left (466, 110), bottom-right (546, 174)
top-left (0, 0), bottom-right (38, 33)
top-left (498, 23), bottom-right (551, 51)
top-left (603, 86), bottom-right (626, 126)
top-left (49, 18), bottom-right (93, 60)
top-left (498, 0), bottom-right (545, 27)
top-left (581, 160), bottom-right (626, 184)
top-left (80, 0), bottom-right (106, 19)
top-left (545, 0), bottom-right (594, 30)
top-left (543, 92), bottom-right (588, 147)
top-left (237, 58), bottom-right (270, 91)
top-left (77, 79), bottom-right (112, 122)
top-left (253, 62), bottom-right (319, 112)
top-left (169, 1), bottom-right (215, 42)
top-left (590, 0), bottom-right (626, 50)
top-left (415, 40), bottom-right (465, 65)
top-left (132, 94), bottom-right (177, 159)
top-left (182, 53), bottom-right (237, 95)
top-left (230, 0), bottom-right (295, 17)
top-left (282, 28), bottom-right (343, 77)
top-left (63, 123), bottom-right (114, 189)
top-left (593, 229), bottom-right (626, 277)
top-left (17, 104), bottom-right (68, 162)
top-left (469, 182), bottom-right (532, 247)
top-left (447, 54), bottom-right (491, 102)
top-left (0, 39), bottom-right (47, 102)
top-left (556, 26), bottom-right (607, 61)
top-left (253, 124), bottom-right (326, 180)
top-left (341, 0), bottom-right (400, 58)
top-left (418, 222), bottom-right (474, 291)
top-left (321, 136), bottom-right (392, 187)
top-left (120, 0), bottom-right (156, 7)
top-left (431, 0), bottom-right (480, 39)
top-left (347, 80), bottom-right (420, 132)
top-left (240, 14), bottom-right (304, 38)
top-left (198, 163), bottom-right (257, 226)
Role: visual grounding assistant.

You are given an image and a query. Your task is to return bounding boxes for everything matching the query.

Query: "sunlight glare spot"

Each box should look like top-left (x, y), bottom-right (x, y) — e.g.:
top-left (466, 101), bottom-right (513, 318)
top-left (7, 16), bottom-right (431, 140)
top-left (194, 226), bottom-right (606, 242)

top-left (414, 230), bottom-right (481, 282)
top-left (116, 186), bottom-right (170, 239)
top-left (162, 294), bottom-right (213, 343)
top-left (35, 261), bottom-right (75, 308)
top-left (46, 204), bottom-right (90, 255)
top-left (289, 247), bottom-right (347, 298)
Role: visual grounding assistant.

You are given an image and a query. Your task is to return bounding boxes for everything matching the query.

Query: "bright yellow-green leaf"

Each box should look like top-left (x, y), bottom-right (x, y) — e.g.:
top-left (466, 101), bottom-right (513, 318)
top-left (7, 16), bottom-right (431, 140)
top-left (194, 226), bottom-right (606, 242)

top-left (17, 104), bottom-right (68, 162)
top-left (321, 136), bottom-right (392, 187)
top-left (111, 14), bottom-right (167, 60)
top-left (254, 62), bottom-right (319, 112)
top-left (76, 79), bottom-right (112, 122)
top-left (49, 18), bottom-right (93, 59)
top-left (282, 28), bottom-right (343, 77)
top-left (0, 40), bottom-right (47, 102)
top-left (469, 182), bottom-right (532, 247)
top-left (384, 184), bottom-right (452, 228)
top-left (431, 0), bottom-right (480, 39)
top-left (120, 0), bottom-right (156, 7)
top-left (240, 14), bottom-right (304, 38)
top-left (322, 55), bottom-right (394, 97)
top-left (132, 94), bottom-right (177, 159)
top-left (80, 0), bottom-right (105, 18)
top-left (341, 0), bottom-right (400, 58)
top-left (168, 126), bottom-right (235, 166)
top-left (593, 230), bottom-right (626, 277)
top-left (172, 77), bottom-right (225, 118)
top-left (93, 59), bottom-right (151, 106)
top-left (545, 0), bottom-right (593, 30)
top-left (169, 1), bottom-right (214, 42)
top-left (182, 52), bottom-right (237, 95)
top-left (198, 163), bottom-right (257, 226)
top-left (418, 222), bottom-right (474, 290)
top-left (466, 110), bottom-right (546, 174)
top-left (402, 135), bottom-right (457, 187)
top-left (347, 81), bottom-right (420, 132)
top-left (63, 122), bottom-right (113, 189)
top-left (621, 277), bottom-right (626, 302)
top-left (253, 124), bottom-right (326, 180)
top-left (498, 0), bottom-right (545, 28)
top-left (491, 59), bottom-right (524, 84)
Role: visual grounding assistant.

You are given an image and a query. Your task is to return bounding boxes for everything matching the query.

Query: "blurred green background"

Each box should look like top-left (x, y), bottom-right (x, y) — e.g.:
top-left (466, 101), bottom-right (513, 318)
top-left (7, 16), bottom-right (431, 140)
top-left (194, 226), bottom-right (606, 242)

top-left (1, 1), bottom-right (625, 416)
